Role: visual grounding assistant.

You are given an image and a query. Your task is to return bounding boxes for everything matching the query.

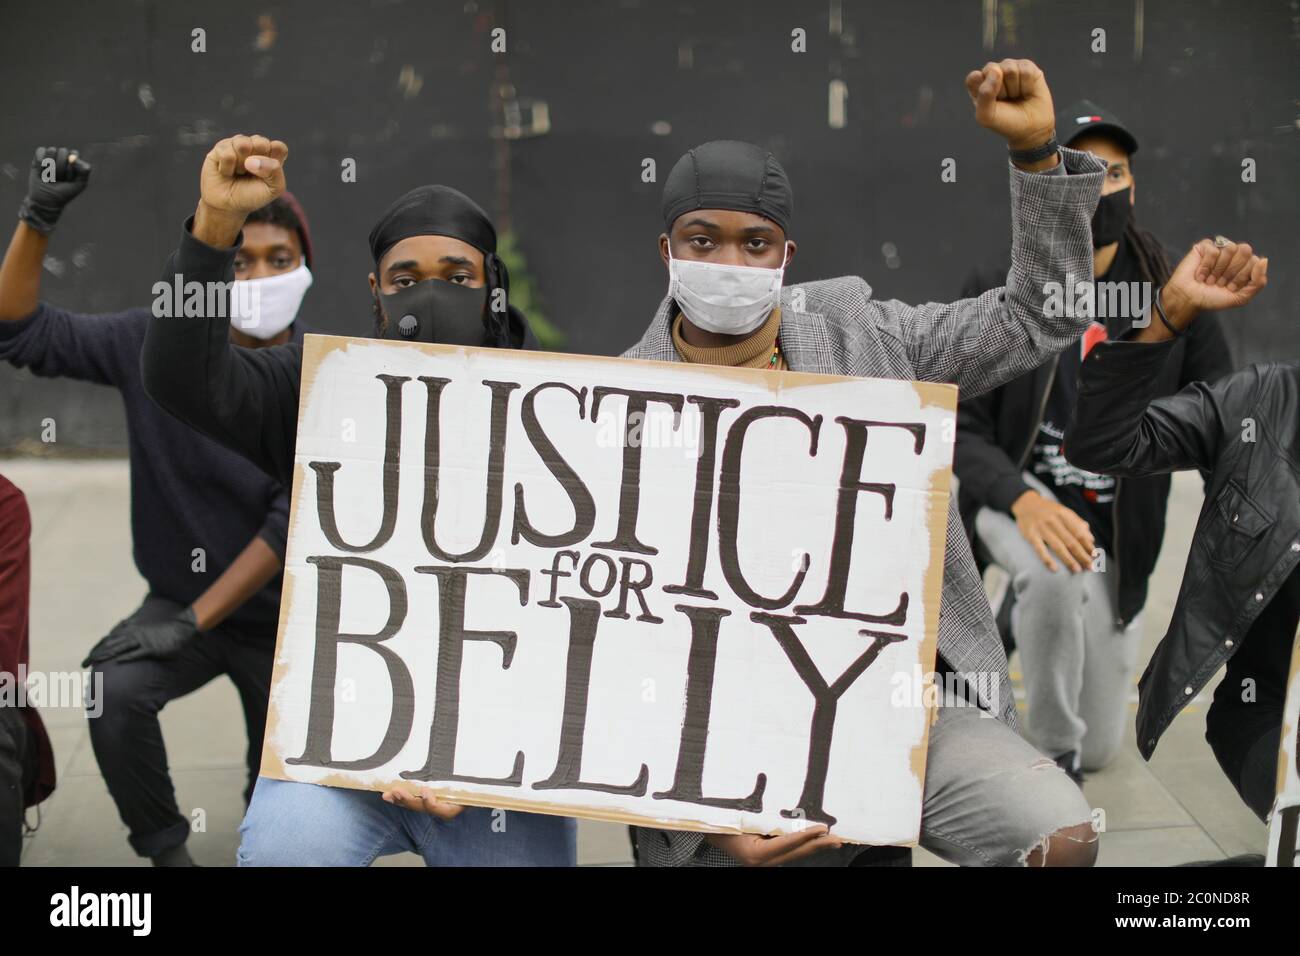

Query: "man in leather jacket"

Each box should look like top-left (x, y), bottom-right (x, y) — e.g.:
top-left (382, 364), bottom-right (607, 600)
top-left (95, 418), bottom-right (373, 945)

top-left (1065, 238), bottom-right (1294, 820)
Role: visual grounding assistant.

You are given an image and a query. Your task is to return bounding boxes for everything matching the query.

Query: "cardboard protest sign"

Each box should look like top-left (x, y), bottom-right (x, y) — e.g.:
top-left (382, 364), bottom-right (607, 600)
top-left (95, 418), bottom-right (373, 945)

top-left (261, 334), bottom-right (956, 845)
top-left (1266, 625), bottom-right (1300, 867)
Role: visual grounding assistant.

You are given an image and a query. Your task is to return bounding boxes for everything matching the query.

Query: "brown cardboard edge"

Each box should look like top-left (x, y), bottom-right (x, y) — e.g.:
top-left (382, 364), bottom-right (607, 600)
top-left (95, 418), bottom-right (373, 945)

top-left (252, 770), bottom-right (912, 847)
top-left (299, 332), bottom-right (962, 400)
top-left (261, 336), bottom-right (333, 779)
top-left (906, 380), bottom-right (957, 788)
top-left (257, 461), bottom-right (306, 781)
top-left (263, 333), bottom-right (953, 845)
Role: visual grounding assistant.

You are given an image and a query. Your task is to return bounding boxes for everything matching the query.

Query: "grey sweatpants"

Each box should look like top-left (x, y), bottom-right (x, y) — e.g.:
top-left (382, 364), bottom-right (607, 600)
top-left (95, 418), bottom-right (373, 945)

top-left (975, 472), bottom-right (1143, 772)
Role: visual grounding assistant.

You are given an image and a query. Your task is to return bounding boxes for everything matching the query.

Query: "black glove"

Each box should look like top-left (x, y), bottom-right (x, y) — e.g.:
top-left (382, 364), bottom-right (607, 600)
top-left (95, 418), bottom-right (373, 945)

top-left (18, 145), bottom-right (92, 235)
top-left (82, 607), bottom-right (201, 667)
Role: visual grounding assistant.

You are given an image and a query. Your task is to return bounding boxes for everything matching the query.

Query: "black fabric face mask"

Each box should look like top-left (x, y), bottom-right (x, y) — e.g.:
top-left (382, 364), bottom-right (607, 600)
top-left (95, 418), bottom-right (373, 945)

top-left (376, 278), bottom-right (489, 345)
top-left (1091, 187), bottom-right (1134, 249)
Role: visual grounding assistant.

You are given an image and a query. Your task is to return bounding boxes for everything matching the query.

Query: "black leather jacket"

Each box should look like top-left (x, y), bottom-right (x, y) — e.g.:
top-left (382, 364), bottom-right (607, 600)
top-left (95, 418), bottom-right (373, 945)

top-left (1066, 336), bottom-right (1300, 759)
top-left (954, 303), bottom-right (1230, 625)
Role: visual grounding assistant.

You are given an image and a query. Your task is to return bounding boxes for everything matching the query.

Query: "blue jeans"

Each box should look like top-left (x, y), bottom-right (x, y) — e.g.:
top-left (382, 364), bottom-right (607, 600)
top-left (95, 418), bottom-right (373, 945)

top-left (237, 777), bottom-right (577, 866)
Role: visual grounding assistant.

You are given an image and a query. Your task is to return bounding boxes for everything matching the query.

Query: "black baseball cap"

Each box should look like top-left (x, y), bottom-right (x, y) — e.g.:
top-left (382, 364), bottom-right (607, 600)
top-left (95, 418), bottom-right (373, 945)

top-left (1056, 99), bottom-right (1139, 155)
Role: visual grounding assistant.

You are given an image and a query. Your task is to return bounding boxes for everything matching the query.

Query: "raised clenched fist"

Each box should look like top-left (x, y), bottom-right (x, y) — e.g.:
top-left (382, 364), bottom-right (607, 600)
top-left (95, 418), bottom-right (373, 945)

top-left (964, 59), bottom-right (1056, 152)
top-left (19, 145), bottom-right (92, 235)
top-left (1165, 238), bottom-right (1268, 317)
top-left (194, 134), bottom-right (288, 247)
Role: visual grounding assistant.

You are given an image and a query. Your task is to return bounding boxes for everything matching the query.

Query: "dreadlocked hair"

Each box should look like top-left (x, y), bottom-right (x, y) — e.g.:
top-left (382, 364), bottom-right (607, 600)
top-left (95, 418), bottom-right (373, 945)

top-left (1123, 216), bottom-right (1171, 289)
top-left (483, 252), bottom-right (516, 348)
top-left (483, 295), bottom-right (512, 347)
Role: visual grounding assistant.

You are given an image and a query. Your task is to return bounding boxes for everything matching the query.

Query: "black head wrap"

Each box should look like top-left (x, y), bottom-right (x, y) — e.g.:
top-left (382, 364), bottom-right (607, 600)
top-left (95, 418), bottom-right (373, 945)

top-left (661, 140), bottom-right (793, 234)
top-left (368, 184), bottom-right (532, 348)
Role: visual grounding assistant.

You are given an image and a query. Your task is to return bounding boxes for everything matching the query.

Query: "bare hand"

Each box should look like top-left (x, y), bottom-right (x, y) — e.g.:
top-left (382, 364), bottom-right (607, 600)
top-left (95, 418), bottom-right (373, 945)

top-left (381, 786), bottom-right (466, 820)
top-left (1010, 490), bottom-right (1095, 573)
top-left (1162, 238), bottom-right (1268, 323)
top-left (704, 825), bottom-right (843, 866)
top-left (194, 134), bottom-right (288, 247)
top-left (964, 59), bottom-right (1055, 150)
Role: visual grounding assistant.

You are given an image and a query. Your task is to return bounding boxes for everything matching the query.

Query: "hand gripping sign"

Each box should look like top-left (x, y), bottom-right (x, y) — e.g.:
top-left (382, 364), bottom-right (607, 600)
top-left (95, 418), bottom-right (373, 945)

top-left (261, 334), bottom-right (957, 845)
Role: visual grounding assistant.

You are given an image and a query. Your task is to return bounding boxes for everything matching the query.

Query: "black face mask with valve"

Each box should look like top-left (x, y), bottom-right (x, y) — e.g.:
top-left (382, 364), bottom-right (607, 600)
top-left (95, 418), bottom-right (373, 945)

top-left (1091, 186), bottom-right (1134, 249)
top-left (376, 278), bottom-right (490, 345)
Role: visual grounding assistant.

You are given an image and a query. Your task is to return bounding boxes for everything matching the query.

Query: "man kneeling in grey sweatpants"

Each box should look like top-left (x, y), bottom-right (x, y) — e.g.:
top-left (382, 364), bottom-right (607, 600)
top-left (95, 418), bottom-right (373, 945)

top-left (974, 473), bottom-right (1143, 779)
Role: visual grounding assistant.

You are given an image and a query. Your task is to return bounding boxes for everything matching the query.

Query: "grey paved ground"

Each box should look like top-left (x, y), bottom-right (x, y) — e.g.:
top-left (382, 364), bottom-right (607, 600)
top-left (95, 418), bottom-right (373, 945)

top-left (3, 458), bottom-right (1265, 866)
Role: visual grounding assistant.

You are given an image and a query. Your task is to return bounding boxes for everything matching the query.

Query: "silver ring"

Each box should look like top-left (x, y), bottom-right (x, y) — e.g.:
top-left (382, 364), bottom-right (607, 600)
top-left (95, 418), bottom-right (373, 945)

top-left (1213, 235), bottom-right (1231, 248)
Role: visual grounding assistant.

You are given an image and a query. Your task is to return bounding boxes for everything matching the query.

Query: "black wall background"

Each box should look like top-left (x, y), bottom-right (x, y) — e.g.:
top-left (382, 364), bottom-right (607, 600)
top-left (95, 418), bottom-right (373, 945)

top-left (0, 0), bottom-right (1295, 451)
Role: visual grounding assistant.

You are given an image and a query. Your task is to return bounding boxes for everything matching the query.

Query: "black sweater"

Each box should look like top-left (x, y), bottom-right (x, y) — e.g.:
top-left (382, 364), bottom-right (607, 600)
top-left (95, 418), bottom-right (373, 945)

top-left (143, 219), bottom-right (304, 486)
top-left (1, 298), bottom-right (296, 635)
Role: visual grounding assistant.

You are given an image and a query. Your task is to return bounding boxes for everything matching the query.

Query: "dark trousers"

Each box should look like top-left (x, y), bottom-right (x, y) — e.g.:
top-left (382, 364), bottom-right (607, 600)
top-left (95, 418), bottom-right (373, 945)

top-left (0, 704), bottom-right (36, 866)
top-left (1205, 612), bottom-right (1292, 822)
top-left (1207, 681), bottom-right (1283, 822)
top-left (86, 594), bottom-right (275, 858)
top-left (1206, 707), bottom-right (1281, 822)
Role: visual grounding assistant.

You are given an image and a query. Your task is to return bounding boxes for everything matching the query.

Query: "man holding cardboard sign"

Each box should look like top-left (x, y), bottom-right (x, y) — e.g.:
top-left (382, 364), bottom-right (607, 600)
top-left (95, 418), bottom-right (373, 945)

top-left (145, 56), bottom-right (1108, 868)
top-left (257, 337), bottom-right (956, 860)
top-left (145, 135), bottom-right (952, 859)
top-left (142, 137), bottom-right (573, 866)
top-left (622, 58), bottom-right (1111, 866)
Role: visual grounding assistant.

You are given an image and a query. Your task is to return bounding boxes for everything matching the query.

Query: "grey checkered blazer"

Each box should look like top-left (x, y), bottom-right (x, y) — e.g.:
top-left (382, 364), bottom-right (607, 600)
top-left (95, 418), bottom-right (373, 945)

top-left (622, 146), bottom-right (1107, 866)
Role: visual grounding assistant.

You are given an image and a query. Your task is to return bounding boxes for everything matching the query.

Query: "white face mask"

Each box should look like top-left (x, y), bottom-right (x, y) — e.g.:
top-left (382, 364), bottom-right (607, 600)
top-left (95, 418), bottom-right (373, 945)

top-left (230, 264), bottom-right (313, 340)
top-left (667, 243), bottom-right (787, 336)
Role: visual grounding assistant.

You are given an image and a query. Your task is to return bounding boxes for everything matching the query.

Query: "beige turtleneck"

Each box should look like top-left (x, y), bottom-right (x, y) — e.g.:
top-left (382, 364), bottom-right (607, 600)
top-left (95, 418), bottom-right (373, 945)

top-left (670, 308), bottom-right (787, 371)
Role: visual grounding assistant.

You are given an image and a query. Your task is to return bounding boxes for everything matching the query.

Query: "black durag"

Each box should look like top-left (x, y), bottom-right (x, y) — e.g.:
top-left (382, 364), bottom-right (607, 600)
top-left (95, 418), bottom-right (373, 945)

top-left (661, 140), bottom-right (794, 232)
top-left (366, 184), bottom-right (536, 348)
